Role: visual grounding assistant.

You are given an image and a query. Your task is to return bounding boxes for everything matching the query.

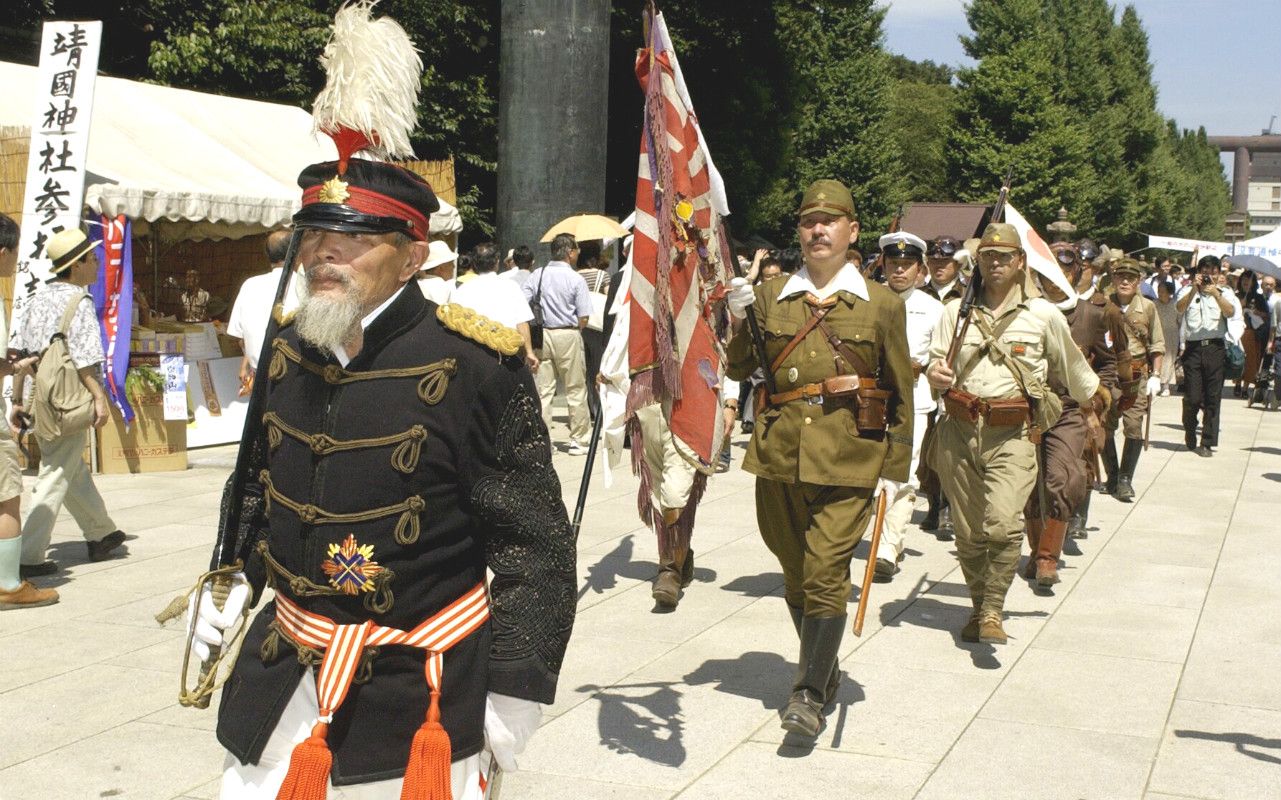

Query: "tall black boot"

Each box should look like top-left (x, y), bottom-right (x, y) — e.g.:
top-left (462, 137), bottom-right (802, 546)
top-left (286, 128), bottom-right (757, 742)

top-left (1115, 438), bottom-right (1142, 502)
top-left (781, 615), bottom-right (846, 738)
top-left (937, 501), bottom-right (954, 541)
top-left (1102, 436), bottom-right (1119, 495)
top-left (1068, 491), bottom-right (1091, 539)
top-left (786, 604), bottom-right (839, 704)
top-left (921, 493), bottom-right (940, 531)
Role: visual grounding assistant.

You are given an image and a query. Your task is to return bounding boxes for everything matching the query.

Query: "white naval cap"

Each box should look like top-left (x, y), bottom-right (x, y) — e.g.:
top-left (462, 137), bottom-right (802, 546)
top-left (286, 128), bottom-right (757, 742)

top-left (878, 231), bottom-right (928, 260)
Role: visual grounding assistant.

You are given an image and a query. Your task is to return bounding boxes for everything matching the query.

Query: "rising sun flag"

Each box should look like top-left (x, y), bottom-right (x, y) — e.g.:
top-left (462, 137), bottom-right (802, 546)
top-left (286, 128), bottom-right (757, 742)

top-left (627, 7), bottom-right (733, 473)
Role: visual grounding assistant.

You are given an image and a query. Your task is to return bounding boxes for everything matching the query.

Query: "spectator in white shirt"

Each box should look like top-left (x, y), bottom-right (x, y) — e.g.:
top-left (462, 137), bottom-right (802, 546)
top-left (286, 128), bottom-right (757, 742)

top-left (417, 240), bottom-right (458, 305)
top-left (227, 230), bottom-right (301, 392)
top-left (450, 242), bottom-right (539, 370)
top-left (502, 245), bottom-right (534, 288)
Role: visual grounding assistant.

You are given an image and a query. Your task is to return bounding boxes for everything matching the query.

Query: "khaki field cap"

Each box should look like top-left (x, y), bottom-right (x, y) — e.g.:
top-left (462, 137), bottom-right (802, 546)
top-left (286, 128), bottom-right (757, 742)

top-left (976, 222), bottom-right (1022, 252)
top-left (1113, 257), bottom-right (1143, 277)
top-left (47, 228), bottom-right (100, 274)
top-left (799, 179), bottom-right (856, 219)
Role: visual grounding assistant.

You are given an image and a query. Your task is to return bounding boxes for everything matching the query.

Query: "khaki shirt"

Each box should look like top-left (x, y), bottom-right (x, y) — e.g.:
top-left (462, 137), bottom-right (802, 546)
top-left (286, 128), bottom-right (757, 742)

top-left (929, 285), bottom-right (1098, 406)
top-left (727, 266), bottom-right (915, 488)
top-left (1114, 292), bottom-right (1166, 363)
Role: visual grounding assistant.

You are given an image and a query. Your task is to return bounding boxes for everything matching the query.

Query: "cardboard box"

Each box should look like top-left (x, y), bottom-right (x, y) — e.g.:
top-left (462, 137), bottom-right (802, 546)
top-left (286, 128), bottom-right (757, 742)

top-left (97, 390), bottom-right (188, 474)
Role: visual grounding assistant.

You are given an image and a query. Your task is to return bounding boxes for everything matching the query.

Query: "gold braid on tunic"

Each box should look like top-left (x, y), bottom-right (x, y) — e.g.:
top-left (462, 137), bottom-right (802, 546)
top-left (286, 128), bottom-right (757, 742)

top-left (262, 412), bottom-right (428, 474)
top-left (436, 303), bottom-right (523, 356)
top-left (259, 470), bottom-right (427, 545)
top-left (267, 338), bottom-right (456, 405)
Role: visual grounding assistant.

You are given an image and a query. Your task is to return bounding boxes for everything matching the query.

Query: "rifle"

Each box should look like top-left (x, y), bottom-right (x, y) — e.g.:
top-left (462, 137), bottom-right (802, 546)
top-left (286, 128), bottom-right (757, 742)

top-left (156, 228), bottom-right (304, 708)
top-left (942, 167), bottom-right (1014, 373)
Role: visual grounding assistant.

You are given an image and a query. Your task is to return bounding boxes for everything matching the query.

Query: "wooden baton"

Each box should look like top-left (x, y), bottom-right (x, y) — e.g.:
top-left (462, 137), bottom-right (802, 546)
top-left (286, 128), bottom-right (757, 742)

top-left (854, 490), bottom-right (890, 637)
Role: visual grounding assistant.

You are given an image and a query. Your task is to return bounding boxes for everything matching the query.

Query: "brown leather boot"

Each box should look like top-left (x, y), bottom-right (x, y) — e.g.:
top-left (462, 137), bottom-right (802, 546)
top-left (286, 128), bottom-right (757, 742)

top-left (1035, 519), bottom-right (1068, 587)
top-left (1022, 518), bottom-right (1042, 580)
top-left (978, 611), bottom-right (1007, 644)
top-left (652, 547), bottom-right (686, 608)
top-left (961, 610), bottom-right (982, 643)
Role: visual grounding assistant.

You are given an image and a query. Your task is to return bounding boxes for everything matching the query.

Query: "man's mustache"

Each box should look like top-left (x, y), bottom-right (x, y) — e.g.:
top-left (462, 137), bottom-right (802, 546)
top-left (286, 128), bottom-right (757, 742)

top-left (306, 263), bottom-right (354, 287)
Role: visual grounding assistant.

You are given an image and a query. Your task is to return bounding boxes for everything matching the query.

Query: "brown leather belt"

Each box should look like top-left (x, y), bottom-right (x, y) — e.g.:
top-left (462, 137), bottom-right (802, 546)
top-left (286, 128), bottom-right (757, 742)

top-left (769, 375), bottom-right (879, 405)
top-left (943, 388), bottom-right (1030, 426)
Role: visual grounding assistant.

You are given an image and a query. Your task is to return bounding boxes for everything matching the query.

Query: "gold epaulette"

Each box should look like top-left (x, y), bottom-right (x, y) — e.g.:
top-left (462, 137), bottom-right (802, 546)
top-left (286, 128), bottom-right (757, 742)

top-left (272, 303), bottom-right (296, 328)
top-left (436, 304), bottom-right (522, 356)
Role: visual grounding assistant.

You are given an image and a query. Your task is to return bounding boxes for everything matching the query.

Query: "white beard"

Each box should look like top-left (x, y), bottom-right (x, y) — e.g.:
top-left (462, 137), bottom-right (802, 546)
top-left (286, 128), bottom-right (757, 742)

top-left (294, 266), bottom-right (363, 353)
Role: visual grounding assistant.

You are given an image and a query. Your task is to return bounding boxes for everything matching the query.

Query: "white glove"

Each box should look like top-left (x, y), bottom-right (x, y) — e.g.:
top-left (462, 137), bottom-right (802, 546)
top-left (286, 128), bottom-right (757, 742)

top-left (876, 478), bottom-right (902, 500)
top-left (484, 692), bottom-right (543, 772)
top-left (1146, 376), bottom-right (1161, 397)
top-left (185, 572), bottom-right (251, 663)
top-left (726, 277), bottom-right (756, 320)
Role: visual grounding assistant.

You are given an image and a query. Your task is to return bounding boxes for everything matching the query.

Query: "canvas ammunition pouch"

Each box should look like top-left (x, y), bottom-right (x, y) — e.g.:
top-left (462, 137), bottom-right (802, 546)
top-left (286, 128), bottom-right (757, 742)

top-left (950, 312), bottom-right (1062, 439)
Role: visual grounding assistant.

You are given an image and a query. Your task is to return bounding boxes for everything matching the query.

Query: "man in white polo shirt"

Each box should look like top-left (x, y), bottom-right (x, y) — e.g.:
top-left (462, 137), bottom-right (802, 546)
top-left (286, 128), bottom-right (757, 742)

top-left (227, 230), bottom-right (302, 393)
top-left (450, 242), bottom-right (539, 370)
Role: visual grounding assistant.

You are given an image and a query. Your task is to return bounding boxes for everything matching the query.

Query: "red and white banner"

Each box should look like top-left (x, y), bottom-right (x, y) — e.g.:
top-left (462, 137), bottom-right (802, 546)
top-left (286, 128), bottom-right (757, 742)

top-left (627, 10), bottom-right (732, 466)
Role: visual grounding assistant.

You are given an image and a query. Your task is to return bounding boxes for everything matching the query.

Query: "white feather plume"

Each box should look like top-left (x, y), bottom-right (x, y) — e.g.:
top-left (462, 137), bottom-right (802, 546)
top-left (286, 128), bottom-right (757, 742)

top-left (312, 0), bottom-right (422, 161)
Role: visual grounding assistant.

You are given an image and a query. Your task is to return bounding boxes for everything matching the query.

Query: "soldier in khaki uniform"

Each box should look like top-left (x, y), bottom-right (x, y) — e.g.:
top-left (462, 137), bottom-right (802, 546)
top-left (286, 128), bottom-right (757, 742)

top-left (926, 223), bottom-right (1101, 645)
top-left (725, 180), bottom-right (914, 737)
top-left (1107, 258), bottom-right (1164, 500)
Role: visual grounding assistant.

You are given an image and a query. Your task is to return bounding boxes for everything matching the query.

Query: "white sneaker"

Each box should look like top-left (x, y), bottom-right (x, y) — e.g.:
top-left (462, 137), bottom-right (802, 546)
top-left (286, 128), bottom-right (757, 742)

top-left (566, 441), bottom-right (589, 456)
top-left (1159, 388), bottom-right (1170, 397)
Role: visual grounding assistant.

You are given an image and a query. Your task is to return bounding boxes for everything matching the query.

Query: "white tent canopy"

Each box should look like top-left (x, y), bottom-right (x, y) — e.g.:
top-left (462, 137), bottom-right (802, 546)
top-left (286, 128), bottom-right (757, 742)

top-left (0, 61), bottom-right (461, 239)
top-left (1146, 226), bottom-right (1281, 262)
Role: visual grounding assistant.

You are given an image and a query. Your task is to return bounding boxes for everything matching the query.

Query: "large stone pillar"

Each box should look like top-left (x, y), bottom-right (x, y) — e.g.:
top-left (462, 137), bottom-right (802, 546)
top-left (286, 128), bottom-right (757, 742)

top-left (1232, 145), bottom-right (1251, 213)
top-left (498, 0), bottom-right (611, 257)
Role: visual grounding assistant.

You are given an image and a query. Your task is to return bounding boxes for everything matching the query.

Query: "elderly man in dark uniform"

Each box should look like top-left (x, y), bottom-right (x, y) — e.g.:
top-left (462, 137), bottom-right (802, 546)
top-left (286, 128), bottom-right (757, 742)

top-left (725, 179), bottom-right (914, 738)
top-left (187, 156), bottom-right (577, 799)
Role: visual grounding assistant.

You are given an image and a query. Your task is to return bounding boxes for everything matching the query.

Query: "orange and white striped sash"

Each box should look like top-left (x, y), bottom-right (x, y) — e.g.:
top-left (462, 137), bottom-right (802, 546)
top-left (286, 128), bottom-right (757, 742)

top-left (273, 584), bottom-right (489, 723)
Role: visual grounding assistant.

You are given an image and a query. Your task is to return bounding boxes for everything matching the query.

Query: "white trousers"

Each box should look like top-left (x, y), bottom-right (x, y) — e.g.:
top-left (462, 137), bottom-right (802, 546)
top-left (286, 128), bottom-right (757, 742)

top-left (874, 411), bottom-right (929, 563)
top-left (21, 430), bottom-right (117, 564)
top-left (221, 670), bottom-right (483, 799)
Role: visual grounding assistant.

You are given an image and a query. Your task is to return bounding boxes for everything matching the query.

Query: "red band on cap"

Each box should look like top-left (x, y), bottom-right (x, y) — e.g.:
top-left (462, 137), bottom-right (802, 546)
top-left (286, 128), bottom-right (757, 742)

top-left (302, 184), bottom-right (430, 240)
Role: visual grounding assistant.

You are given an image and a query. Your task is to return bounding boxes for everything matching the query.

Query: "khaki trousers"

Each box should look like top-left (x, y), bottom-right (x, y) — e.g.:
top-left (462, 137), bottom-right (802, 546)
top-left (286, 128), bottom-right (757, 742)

top-left (756, 478), bottom-right (874, 618)
top-left (20, 430), bottom-right (117, 564)
top-left (536, 328), bottom-right (591, 444)
top-left (635, 403), bottom-right (698, 513)
top-left (930, 416), bottom-right (1037, 614)
top-left (1121, 387), bottom-right (1149, 440)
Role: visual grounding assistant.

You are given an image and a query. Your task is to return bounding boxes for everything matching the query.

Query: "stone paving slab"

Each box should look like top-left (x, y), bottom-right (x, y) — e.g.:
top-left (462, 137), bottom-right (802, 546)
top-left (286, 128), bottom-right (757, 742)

top-left (0, 397), bottom-right (1277, 799)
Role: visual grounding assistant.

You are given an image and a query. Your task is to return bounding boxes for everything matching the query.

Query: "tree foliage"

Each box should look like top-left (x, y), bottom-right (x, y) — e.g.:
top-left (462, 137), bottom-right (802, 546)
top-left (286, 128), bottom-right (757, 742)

top-left (946, 0), bottom-right (1228, 247)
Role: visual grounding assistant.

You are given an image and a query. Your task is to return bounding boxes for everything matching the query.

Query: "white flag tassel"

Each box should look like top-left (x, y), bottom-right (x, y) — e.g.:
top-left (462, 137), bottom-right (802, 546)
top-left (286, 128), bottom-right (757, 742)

top-left (312, 0), bottom-right (422, 172)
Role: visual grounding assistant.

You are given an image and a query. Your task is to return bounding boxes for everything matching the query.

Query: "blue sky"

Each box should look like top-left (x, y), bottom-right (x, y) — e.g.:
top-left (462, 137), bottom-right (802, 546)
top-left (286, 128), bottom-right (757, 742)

top-left (881, 0), bottom-right (1281, 139)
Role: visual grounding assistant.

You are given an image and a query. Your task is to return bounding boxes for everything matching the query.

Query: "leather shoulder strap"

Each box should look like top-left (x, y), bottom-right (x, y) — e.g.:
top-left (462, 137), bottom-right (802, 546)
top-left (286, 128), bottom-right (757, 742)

top-left (814, 316), bottom-right (875, 378)
top-left (769, 301), bottom-right (833, 374)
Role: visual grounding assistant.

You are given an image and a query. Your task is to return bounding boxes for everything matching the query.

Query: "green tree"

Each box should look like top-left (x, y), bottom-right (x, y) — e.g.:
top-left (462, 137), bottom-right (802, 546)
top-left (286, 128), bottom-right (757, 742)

top-left (948, 0), bottom-right (1092, 227)
top-left (887, 65), bottom-right (955, 201)
top-left (144, 0), bottom-right (500, 234)
top-left (767, 0), bottom-right (905, 246)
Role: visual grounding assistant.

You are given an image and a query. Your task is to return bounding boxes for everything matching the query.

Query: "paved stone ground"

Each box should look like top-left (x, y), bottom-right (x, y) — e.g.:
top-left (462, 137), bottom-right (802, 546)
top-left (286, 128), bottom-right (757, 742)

top-left (1, 393), bottom-right (1278, 800)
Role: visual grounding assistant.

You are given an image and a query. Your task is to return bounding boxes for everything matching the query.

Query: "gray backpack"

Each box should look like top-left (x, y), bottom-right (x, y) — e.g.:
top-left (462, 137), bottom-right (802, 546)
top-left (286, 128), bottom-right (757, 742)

top-left (31, 294), bottom-right (95, 441)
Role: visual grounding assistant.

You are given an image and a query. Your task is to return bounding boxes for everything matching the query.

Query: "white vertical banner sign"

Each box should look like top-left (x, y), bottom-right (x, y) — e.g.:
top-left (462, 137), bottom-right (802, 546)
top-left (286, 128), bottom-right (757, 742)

top-left (11, 20), bottom-right (103, 331)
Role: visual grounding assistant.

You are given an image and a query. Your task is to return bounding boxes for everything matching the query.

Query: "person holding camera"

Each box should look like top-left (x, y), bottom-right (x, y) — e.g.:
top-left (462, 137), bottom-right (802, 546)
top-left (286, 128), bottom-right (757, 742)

top-left (1176, 255), bottom-right (1238, 456)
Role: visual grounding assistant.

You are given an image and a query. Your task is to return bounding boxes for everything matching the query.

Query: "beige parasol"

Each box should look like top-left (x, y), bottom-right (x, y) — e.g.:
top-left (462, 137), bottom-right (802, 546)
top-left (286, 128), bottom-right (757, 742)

top-left (540, 214), bottom-right (629, 243)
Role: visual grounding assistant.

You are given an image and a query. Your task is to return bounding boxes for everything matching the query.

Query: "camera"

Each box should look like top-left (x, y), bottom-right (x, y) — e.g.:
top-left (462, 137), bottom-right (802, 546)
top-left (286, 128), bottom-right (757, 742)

top-left (1199, 275), bottom-right (1211, 287)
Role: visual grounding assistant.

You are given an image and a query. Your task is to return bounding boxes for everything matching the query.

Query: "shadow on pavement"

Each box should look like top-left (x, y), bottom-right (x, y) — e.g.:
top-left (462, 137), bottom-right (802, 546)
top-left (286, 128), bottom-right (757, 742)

top-left (577, 534), bottom-right (716, 601)
top-left (1174, 730), bottom-right (1281, 765)
top-left (577, 680), bottom-right (687, 767)
top-left (1263, 473), bottom-right (1281, 483)
top-left (720, 571), bottom-right (784, 598)
top-left (1244, 446), bottom-right (1281, 456)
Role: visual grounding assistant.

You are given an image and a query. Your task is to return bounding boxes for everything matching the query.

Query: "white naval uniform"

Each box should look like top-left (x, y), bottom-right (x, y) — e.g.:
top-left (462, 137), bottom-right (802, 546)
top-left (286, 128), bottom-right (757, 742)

top-left (871, 286), bottom-right (944, 564)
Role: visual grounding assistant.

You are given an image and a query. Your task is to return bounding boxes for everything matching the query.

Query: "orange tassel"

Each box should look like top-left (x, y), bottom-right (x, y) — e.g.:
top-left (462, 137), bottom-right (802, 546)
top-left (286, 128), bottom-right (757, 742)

top-left (276, 722), bottom-right (332, 800)
top-left (399, 691), bottom-right (452, 800)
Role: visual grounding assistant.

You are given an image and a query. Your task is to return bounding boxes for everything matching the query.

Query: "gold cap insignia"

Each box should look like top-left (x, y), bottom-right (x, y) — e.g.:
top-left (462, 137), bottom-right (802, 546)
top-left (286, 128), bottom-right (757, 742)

top-left (993, 234), bottom-right (1002, 242)
top-left (318, 176), bottom-right (351, 204)
top-left (322, 534), bottom-right (382, 595)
